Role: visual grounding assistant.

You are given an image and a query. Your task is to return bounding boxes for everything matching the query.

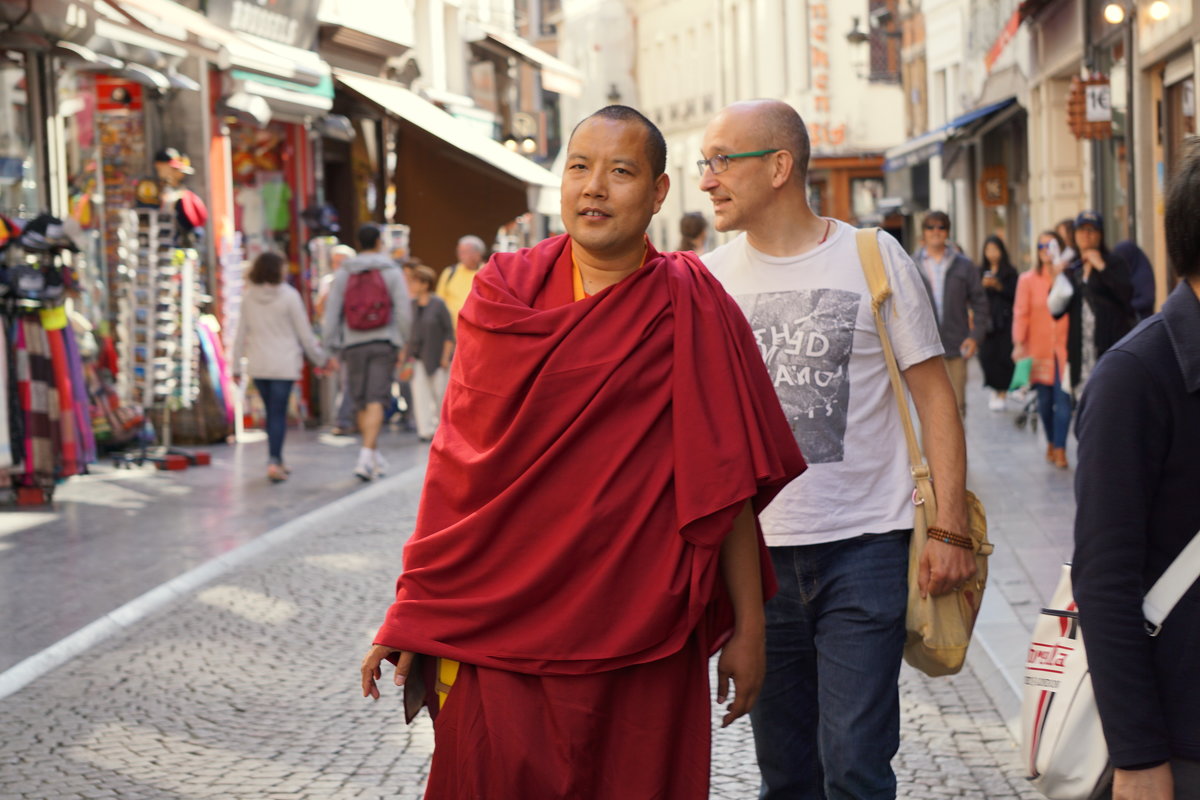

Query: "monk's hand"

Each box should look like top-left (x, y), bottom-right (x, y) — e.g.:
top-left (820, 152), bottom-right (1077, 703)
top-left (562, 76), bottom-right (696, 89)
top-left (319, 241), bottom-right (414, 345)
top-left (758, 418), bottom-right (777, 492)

top-left (716, 626), bottom-right (765, 728)
top-left (919, 538), bottom-right (977, 598)
top-left (360, 645), bottom-right (412, 700)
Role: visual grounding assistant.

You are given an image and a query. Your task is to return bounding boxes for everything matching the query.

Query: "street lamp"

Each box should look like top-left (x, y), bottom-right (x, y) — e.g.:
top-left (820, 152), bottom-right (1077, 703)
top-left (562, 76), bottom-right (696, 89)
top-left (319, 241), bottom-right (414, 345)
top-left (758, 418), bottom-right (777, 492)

top-left (845, 17), bottom-right (870, 45)
top-left (1103, 0), bottom-right (1172, 24)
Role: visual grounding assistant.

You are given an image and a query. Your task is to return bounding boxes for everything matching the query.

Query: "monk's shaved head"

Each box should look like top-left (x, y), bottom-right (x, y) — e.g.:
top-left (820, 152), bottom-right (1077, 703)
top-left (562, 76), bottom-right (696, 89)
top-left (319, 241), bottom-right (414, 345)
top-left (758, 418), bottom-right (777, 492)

top-left (570, 105), bottom-right (668, 177)
top-left (717, 100), bottom-right (811, 185)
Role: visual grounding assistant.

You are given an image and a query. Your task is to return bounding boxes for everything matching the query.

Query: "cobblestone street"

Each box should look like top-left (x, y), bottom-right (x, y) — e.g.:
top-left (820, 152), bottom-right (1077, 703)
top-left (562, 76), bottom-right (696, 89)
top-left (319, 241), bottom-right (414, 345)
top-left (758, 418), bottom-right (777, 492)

top-left (0, 450), bottom-right (1041, 799)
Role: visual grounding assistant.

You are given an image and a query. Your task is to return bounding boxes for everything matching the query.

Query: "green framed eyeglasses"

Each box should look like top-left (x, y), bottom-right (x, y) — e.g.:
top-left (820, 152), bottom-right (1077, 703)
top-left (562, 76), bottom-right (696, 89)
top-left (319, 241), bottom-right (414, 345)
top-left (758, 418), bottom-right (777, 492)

top-left (696, 149), bottom-right (781, 177)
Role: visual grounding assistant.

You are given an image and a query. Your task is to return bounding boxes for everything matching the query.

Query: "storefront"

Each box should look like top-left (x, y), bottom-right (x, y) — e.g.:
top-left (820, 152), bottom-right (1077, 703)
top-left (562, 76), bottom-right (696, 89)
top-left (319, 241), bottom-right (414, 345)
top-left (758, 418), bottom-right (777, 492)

top-left (951, 104), bottom-right (1031, 269)
top-left (334, 70), bottom-right (558, 270)
top-left (808, 156), bottom-right (890, 231)
top-left (1132, 1), bottom-right (1197, 304)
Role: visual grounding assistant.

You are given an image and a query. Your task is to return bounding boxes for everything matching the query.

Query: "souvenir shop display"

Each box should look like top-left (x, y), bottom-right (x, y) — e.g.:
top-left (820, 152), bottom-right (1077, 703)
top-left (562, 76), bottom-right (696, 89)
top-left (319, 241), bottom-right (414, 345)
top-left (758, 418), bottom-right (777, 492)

top-left (232, 125), bottom-right (294, 264)
top-left (220, 230), bottom-right (246, 358)
top-left (95, 77), bottom-right (146, 301)
top-left (1, 215), bottom-right (97, 505)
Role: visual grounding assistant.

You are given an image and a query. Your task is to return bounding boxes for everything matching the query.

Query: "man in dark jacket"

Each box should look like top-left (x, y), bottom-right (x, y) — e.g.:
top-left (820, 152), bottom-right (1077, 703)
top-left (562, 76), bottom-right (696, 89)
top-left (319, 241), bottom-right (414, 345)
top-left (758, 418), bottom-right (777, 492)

top-left (1072, 141), bottom-right (1200, 800)
top-left (912, 211), bottom-right (989, 416)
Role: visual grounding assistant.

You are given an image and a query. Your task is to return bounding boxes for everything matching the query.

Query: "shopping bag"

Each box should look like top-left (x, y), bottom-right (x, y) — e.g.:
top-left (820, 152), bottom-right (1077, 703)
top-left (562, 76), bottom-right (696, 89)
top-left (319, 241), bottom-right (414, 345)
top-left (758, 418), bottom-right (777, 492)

top-left (1009, 357), bottom-right (1033, 392)
top-left (1019, 564), bottom-right (1111, 800)
top-left (904, 488), bottom-right (992, 676)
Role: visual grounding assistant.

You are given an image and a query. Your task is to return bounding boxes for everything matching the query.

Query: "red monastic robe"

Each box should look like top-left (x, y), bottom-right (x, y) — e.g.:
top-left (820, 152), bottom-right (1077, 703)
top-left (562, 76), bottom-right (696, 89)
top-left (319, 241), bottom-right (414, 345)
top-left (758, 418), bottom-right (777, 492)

top-left (375, 234), bottom-right (806, 799)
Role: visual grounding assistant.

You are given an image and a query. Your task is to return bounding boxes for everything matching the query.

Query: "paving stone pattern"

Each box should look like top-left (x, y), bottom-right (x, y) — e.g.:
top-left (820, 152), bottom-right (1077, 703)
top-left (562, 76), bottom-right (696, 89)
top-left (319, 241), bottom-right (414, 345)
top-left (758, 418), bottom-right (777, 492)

top-left (1, 467), bottom-right (1041, 799)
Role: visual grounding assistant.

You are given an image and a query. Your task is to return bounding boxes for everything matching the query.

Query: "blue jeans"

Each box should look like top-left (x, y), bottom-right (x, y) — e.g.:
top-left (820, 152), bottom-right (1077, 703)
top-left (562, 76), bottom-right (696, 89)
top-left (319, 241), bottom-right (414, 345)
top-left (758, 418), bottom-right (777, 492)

top-left (1035, 371), bottom-right (1072, 449)
top-left (751, 531), bottom-right (910, 800)
top-left (253, 378), bottom-right (293, 465)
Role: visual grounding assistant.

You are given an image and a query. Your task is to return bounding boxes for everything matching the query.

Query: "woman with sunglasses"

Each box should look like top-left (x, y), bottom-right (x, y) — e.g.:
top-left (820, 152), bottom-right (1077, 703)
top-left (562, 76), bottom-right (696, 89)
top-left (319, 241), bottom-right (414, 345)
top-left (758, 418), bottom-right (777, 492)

top-left (1013, 231), bottom-right (1072, 468)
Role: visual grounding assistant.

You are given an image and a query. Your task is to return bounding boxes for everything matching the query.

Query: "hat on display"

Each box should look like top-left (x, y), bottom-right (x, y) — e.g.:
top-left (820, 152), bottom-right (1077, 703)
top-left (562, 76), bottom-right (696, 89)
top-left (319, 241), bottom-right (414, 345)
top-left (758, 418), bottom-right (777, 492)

top-left (1074, 209), bottom-right (1104, 232)
top-left (19, 213), bottom-right (79, 253)
top-left (175, 189), bottom-right (209, 233)
top-left (154, 147), bottom-right (195, 175)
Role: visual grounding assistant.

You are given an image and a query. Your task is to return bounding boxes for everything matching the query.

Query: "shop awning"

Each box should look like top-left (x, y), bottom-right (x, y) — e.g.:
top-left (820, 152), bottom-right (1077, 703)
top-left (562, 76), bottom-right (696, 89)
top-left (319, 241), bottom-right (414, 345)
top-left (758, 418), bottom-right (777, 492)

top-left (100, 0), bottom-right (327, 87)
top-left (882, 129), bottom-right (949, 172)
top-left (468, 24), bottom-right (583, 98)
top-left (229, 69), bottom-right (334, 121)
top-left (884, 97), bottom-right (1017, 172)
top-left (334, 70), bottom-right (560, 193)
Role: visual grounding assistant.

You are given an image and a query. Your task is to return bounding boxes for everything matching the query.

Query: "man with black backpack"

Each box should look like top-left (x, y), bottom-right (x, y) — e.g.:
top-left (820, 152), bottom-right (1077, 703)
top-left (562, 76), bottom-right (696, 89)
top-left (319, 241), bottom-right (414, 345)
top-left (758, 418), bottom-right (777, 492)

top-left (323, 224), bottom-right (411, 480)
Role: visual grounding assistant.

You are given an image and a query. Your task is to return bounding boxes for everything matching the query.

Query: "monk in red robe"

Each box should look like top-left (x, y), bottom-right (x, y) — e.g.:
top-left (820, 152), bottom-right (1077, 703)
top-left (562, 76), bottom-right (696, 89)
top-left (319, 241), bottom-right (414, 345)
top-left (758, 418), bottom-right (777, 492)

top-left (360, 105), bottom-right (806, 799)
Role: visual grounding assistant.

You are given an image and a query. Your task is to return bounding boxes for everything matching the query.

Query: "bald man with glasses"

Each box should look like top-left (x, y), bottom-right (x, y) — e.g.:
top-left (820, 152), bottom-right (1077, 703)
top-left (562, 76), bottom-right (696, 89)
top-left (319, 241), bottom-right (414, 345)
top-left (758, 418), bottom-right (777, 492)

top-left (700, 100), bottom-right (975, 800)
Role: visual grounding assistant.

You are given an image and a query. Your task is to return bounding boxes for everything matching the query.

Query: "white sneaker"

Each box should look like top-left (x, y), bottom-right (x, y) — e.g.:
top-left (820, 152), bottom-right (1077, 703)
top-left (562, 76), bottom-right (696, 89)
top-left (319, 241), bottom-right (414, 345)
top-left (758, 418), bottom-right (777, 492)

top-left (354, 455), bottom-right (374, 482)
top-left (372, 450), bottom-right (389, 478)
top-left (988, 395), bottom-right (1006, 412)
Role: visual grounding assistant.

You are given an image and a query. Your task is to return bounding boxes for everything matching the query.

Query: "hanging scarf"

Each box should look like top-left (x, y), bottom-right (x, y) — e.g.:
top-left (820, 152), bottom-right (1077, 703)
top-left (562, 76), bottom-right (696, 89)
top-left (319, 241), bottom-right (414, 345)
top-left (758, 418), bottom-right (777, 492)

top-left (16, 318), bottom-right (58, 484)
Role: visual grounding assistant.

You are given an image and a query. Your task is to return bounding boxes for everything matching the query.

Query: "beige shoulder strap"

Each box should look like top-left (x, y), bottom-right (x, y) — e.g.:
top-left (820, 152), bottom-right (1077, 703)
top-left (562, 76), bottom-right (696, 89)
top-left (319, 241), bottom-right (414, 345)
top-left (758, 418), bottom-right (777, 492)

top-left (854, 228), bottom-right (937, 516)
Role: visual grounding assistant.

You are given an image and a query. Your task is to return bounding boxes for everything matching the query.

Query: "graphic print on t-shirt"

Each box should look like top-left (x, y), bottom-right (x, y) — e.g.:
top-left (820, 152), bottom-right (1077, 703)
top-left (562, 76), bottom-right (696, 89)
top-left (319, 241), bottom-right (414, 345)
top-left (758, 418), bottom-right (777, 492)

top-left (737, 289), bottom-right (859, 463)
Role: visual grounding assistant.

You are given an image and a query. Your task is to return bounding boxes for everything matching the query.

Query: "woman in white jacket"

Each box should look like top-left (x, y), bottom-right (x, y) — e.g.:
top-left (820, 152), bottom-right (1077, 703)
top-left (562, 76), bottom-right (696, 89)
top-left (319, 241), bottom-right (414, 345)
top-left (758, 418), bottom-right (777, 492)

top-left (232, 252), bottom-right (329, 482)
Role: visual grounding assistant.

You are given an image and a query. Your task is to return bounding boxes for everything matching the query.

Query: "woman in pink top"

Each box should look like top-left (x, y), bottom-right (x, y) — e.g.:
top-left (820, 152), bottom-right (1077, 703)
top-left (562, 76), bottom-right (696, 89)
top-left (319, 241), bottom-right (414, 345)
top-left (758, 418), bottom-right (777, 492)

top-left (1014, 230), bottom-right (1072, 468)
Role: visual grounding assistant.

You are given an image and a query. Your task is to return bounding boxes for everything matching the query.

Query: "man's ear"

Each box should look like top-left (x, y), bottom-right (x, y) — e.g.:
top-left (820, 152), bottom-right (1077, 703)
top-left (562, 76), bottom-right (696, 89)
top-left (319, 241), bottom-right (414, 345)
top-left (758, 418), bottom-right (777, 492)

top-left (652, 173), bottom-right (670, 214)
top-left (771, 151), bottom-right (795, 189)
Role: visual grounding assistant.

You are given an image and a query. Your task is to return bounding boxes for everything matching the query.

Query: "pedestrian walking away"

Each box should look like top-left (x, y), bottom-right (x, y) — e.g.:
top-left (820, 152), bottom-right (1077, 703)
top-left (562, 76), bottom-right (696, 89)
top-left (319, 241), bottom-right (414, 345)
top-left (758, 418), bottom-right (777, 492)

top-left (231, 251), bottom-right (330, 483)
top-left (1049, 210), bottom-right (1135, 396)
top-left (977, 234), bottom-right (1017, 410)
top-left (911, 210), bottom-right (990, 417)
top-left (1014, 230), bottom-right (1072, 468)
top-left (1072, 139), bottom-right (1200, 800)
top-left (436, 234), bottom-right (486, 328)
top-left (359, 104), bottom-right (806, 800)
top-left (322, 223), bottom-right (412, 481)
top-left (402, 264), bottom-right (454, 443)
top-left (699, 99), bottom-right (976, 800)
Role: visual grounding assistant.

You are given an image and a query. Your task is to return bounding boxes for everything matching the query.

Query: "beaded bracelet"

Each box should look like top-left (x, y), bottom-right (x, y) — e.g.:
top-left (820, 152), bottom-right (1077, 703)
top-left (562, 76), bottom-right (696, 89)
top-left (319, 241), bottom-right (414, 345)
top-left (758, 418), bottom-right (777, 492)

top-left (928, 526), bottom-right (974, 550)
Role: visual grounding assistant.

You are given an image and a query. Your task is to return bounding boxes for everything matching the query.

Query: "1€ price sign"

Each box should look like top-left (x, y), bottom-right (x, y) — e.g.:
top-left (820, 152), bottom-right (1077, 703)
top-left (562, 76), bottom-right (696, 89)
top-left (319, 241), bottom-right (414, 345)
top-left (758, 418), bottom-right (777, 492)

top-left (1085, 83), bottom-right (1113, 122)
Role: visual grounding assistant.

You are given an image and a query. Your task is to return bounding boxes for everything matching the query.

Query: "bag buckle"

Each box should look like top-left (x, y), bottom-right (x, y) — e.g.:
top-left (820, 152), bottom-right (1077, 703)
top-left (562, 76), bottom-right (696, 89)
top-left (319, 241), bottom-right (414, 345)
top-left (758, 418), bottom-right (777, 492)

top-left (1145, 620), bottom-right (1163, 637)
top-left (912, 488), bottom-right (923, 507)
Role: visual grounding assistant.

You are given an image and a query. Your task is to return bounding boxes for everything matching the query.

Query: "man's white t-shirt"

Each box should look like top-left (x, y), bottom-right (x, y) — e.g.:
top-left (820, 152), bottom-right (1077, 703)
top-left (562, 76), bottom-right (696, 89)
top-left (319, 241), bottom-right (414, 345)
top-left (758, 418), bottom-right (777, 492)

top-left (704, 221), bottom-right (944, 546)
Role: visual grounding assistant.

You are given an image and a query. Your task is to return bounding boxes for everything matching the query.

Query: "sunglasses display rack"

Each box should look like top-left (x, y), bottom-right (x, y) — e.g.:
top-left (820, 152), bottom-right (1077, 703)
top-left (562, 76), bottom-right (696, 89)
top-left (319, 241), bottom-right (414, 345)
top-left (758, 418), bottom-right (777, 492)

top-left (120, 210), bottom-right (201, 417)
top-left (111, 209), bottom-right (139, 405)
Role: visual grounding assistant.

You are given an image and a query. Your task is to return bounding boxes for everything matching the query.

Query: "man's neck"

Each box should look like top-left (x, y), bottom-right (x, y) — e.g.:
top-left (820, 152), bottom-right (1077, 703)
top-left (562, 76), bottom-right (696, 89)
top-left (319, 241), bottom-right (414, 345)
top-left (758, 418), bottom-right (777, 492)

top-left (459, 261), bottom-right (480, 273)
top-left (572, 240), bottom-right (644, 293)
top-left (745, 196), bottom-right (826, 257)
top-left (925, 244), bottom-right (947, 261)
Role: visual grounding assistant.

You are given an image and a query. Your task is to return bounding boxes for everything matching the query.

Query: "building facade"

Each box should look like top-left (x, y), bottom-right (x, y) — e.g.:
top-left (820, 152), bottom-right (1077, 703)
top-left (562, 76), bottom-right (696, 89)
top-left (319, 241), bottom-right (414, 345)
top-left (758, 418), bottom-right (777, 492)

top-left (602, 0), bottom-right (906, 250)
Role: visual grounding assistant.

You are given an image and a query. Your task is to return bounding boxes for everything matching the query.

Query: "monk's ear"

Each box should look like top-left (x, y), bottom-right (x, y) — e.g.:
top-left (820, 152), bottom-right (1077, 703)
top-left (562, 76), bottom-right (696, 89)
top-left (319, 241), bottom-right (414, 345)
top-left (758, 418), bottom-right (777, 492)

top-left (651, 173), bottom-right (670, 214)
top-left (771, 150), bottom-right (795, 189)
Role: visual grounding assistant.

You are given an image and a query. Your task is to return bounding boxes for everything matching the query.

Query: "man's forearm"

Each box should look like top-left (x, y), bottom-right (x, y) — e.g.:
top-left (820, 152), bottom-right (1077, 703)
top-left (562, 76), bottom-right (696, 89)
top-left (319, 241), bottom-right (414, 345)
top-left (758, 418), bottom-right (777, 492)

top-left (922, 394), bottom-right (968, 531)
top-left (721, 501), bottom-right (765, 630)
top-left (905, 358), bottom-right (968, 531)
